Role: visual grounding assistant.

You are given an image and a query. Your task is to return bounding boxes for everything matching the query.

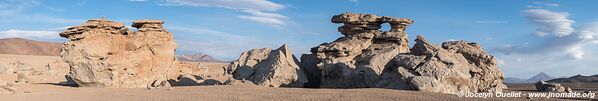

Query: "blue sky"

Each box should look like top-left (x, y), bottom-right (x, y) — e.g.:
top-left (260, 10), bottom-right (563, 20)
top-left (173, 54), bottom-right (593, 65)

top-left (0, 0), bottom-right (597, 78)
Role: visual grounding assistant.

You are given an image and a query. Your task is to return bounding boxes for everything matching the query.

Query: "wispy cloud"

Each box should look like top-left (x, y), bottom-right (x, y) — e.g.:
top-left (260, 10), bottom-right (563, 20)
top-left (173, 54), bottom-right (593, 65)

top-left (238, 9), bottom-right (288, 28)
top-left (156, 0), bottom-right (288, 28)
top-left (0, 29), bottom-right (59, 39)
top-left (522, 9), bottom-right (574, 37)
top-left (496, 9), bottom-right (596, 60)
top-left (533, 1), bottom-right (559, 7)
top-left (0, 0), bottom-right (40, 16)
top-left (495, 8), bottom-right (598, 77)
top-left (128, 0), bottom-right (147, 2)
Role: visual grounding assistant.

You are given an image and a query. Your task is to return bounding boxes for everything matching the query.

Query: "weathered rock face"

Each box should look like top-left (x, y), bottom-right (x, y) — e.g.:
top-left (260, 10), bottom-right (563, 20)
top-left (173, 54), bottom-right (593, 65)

top-left (302, 13), bottom-right (506, 94)
top-left (226, 44), bottom-right (307, 87)
top-left (535, 81), bottom-right (573, 93)
top-left (0, 80), bottom-right (16, 95)
top-left (60, 18), bottom-right (179, 88)
top-left (310, 13), bottom-right (413, 88)
top-left (377, 35), bottom-right (507, 94)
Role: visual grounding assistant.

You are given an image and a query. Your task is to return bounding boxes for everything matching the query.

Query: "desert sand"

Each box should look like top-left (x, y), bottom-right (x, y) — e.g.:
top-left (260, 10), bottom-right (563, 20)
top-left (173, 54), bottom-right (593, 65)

top-left (1, 54), bottom-right (591, 101)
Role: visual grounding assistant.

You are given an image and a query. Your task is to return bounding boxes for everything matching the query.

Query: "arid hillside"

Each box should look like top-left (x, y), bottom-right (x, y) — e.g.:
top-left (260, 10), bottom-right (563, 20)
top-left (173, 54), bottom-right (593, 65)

top-left (177, 53), bottom-right (224, 62)
top-left (0, 38), bottom-right (62, 56)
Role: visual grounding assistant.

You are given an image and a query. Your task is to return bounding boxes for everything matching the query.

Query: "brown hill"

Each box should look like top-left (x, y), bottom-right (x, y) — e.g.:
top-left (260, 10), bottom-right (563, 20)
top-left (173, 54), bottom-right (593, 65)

top-left (177, 53), bottom-right (224, 62)
top-left (0, 38), bottom-right (62, 56)
top-left (547, 74), bottom-right (598, 83)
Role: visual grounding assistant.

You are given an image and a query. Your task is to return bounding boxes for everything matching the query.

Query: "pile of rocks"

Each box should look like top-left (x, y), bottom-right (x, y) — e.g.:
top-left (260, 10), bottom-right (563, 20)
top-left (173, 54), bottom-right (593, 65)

top-left (226, 13), bottom-right (507, 94)
top-left (226, 44), bottom-right (307, 87)
top-left (59, 18), bottom-right (180, 88)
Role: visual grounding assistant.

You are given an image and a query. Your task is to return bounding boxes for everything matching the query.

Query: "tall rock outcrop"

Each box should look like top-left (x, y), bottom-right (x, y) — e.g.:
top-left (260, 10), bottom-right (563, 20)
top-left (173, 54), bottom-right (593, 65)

top-left (310, 13), bottom-right (412, 88)
top-left (60, 18), bottom-right (180, 88)
top-left (303, 13), bottom-right (506, 94)
top-left (226, 44), bottom-right (307, 87)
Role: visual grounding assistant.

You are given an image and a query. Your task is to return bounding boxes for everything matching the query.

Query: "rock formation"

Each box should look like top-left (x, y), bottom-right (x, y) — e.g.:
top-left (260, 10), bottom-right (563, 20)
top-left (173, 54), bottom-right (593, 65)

top-left (377, 36), bottom-right (507, 94)
top-left (226, 44), bottom-right (307, 87)
top-left (302, 13), bottom-right (506, 94)
top-left (535, 81), bottom-right (573, 93)
top-left (309, 13), bottom-right (413, 88)
top-left (60, 18), bottom-right (180, 88)
top-left (0, 80), bottom-right (16, 95)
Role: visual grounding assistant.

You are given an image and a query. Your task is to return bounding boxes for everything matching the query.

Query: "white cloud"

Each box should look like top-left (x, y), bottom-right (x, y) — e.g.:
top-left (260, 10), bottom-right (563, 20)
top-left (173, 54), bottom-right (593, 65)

top-left (238, 9), bottom-right (288, 28)
top-left (496, 58), bottom-right (505, 65)
top-left (0, 0), bottom-right (39, 16)
top-left (497, 9), bottom-right (595, 60)
top-left (0, 29), bottom-right (59, 39)
top-left (566, 46), bottom-right (584, 60)
top-left (159, 0), bottom-right (288, 27)
top-left (161, 0), bottom-right (284, 11)
top-left (495, 8), bottom-right (598, 78)
top-left (533, 1), bottom-right (559, 7)
top-left (0, 14), bottom-right (84, 24)
top-left (522, 9), bottom-right (575, 37)
top-left (515, 58), bottom-right (523, 62)
top-left (128, 0), bottom-right (147, 2)
top-left (348, 0), bottom-right (359, 3)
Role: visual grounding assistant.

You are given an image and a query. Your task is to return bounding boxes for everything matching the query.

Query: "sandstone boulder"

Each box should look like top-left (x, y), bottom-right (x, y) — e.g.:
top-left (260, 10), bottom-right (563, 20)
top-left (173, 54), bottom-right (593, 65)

top-left (227, 44), bottom-right (307, 87)
top-left (535, 81), bottom-right (573, 93)
top-left (60, 18), bottom-right (180, 88)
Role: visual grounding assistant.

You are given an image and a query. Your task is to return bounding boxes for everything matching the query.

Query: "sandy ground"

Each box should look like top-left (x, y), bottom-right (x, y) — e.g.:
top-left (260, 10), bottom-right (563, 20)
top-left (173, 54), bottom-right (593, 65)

top-left (0, 54), bottom-right (594, 101)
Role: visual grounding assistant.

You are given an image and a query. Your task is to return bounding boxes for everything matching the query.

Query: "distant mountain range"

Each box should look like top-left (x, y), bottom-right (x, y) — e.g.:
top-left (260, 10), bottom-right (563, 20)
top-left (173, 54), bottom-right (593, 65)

top-left (547, 74), bottom-right (598, 83)
top-left (0, 38), bottom-right (224, 63)
top-left (177, 53), bottom-right (224, 62)
top-left (0, 38), bottom-right (62, 56)
top-left (505, 72), bottom-right (556, 83)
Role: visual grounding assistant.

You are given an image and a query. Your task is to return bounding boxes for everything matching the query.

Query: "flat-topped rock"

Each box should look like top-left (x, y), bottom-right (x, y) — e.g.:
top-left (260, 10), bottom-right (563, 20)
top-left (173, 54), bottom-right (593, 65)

top-left (132, 20), bottom-right (164, 29)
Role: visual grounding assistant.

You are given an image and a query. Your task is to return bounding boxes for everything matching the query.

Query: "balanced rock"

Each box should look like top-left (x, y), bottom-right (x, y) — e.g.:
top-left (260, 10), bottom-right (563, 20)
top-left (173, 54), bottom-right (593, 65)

top-left (310, 13), bottom-right (412, 88)
top-left (227, 44), bottom-right (307, 87)
top-left (377, 35), bottom-right (507, 94)
top-left (302, 13), bottom-right (506, 94)
top-left (535, 81), bottom-right (573, 93)
top-left (60, 18), bottom-right (180, 88)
